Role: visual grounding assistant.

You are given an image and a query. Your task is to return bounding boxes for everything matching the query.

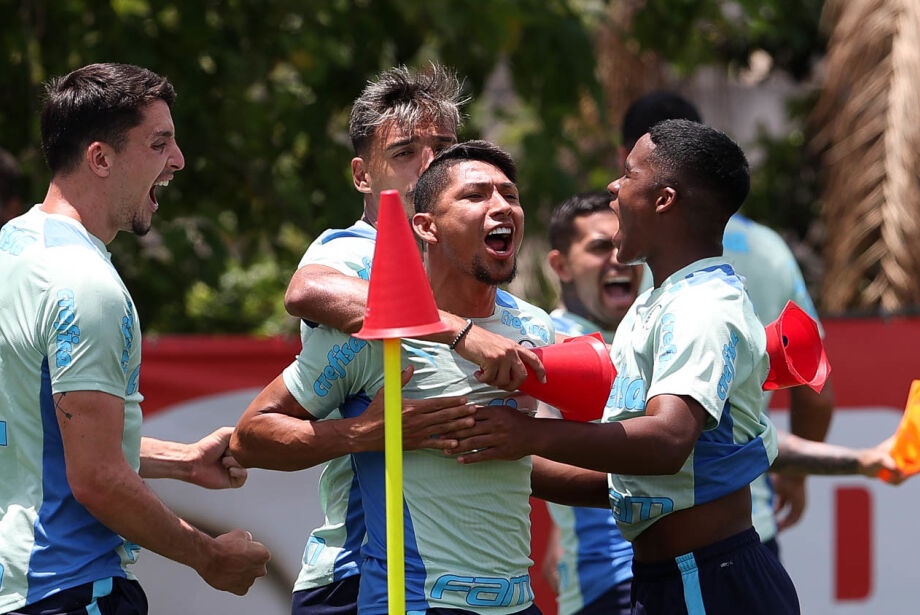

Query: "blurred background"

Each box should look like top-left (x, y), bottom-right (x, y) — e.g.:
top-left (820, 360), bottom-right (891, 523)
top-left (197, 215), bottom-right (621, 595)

top-left (3, 0), bottom-right (919, 336)
top-left (3, 2), bottom-right (920, 614)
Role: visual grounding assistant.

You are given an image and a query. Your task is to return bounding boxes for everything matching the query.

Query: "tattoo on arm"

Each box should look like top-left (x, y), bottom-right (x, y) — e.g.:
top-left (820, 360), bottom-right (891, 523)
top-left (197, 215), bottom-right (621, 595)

top-left (53, 393), bottom-right (73, 420)
top-left (771, 431), bottom-right (861, 475)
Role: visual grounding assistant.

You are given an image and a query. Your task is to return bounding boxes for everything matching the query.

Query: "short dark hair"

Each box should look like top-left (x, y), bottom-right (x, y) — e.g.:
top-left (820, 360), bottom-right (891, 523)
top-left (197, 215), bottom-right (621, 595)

top-left (413, 140), bottom-right (517, 214)
top-left (0, 148), bottom-right (22, 207)
top-left (548, 191), bottom-right (613, 252)
top-left (349, 63), bottom-right (467, 156)
top-left (622, 91), bottom-right (701, 151)
top-left (647, 119), bottom-right (750, 219)
top-left (41, 63), bottom-right (176, 175)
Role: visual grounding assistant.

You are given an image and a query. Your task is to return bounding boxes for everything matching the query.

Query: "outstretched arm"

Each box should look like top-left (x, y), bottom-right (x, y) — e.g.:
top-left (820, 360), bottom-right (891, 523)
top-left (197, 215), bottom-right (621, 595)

top-left (451, 393), bottom-right (708, 475)
top-left (771, 430), bottom-right (902, 481)
top-left (285, 265), bottom-right (546, 389)
top-left (56, 390), bottom-right (270, 596)
top-left (230, 367), bottom-right (476, 471)
top-left (140, 427), bottom-right (247, 489)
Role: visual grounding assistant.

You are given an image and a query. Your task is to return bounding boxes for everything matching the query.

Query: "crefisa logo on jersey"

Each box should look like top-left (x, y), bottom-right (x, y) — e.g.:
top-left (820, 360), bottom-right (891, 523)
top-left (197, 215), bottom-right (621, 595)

top-left (53, 289), bottom-right (80, 367)
top-left (313, 337), bottom-right (369, 396)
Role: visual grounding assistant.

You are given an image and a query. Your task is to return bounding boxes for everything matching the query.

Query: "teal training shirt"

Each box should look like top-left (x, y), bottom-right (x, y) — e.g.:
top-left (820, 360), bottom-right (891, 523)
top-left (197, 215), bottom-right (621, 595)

top-left (605, 257), bottom-right (777, 541)
top-left (0, 206), bottom-right (143, 612)
top-left (282, 289), bottom-right (553, 614)
top-left (290, 219), bottom-right (377, 591)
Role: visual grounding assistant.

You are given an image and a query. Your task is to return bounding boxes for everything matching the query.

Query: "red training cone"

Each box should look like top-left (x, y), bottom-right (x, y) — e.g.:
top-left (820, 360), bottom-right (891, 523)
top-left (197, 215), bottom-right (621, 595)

top-left (879, 380), bottom-right (920, 483)
top-left (519, 334), bottom-right (616, 422)
top-left (355, 190), bottom-right (450, 340)
top-left (762, 301), bottom-right (830, 393)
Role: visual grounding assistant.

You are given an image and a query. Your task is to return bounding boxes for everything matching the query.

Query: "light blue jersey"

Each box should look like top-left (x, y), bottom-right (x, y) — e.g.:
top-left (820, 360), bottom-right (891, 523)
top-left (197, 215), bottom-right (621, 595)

top-left (605, 258), bottom-right (777, 541)
top-left (0, 207), bottom-right (143, 613)
top-left (723, 215), bottom-right (823, 543)
top-left (283, 289), bottom-right (553, 614)
top-left (544, 310), bottom-right (633, 615)
top-left (639, 215), bottom-right (823, 543)
top-left (291, 220), bottom-right (376, 591)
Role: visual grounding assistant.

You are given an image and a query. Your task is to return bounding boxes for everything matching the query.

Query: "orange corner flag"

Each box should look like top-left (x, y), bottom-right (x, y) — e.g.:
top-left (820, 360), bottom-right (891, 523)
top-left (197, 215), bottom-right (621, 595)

top-left (879, 380), bottom-right (920, 483)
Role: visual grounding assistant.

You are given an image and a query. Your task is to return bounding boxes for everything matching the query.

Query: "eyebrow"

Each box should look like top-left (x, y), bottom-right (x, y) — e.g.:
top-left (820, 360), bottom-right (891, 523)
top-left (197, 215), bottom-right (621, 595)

top-left (458, 181), bottom-right (518, 192)
top-left (152, 130), bottom-right (174, 139)
top-left (385, 134), bottom-right (455, 151)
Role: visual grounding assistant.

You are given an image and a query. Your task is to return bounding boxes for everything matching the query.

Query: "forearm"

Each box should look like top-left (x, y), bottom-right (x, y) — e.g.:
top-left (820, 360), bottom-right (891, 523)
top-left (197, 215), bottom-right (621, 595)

top-left (139, 437), bottom-right (194, 480)
top-left (531, 456), bottom-right (609, 508)
top-left (232, 412), bottom-right (365, 471)
top-left (771, 430), bottom-right (863, 476)
top-left (526, 416), bottom-right (693, 475)
top-left (72, 460), bottom-right (215, 572)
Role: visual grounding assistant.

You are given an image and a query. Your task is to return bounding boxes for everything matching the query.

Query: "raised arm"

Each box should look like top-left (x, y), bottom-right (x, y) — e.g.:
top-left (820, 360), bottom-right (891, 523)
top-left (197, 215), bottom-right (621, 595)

top-left (285, 264), bottom-right (546, 389)
top-left (55, 390), bottom-right (270, 595)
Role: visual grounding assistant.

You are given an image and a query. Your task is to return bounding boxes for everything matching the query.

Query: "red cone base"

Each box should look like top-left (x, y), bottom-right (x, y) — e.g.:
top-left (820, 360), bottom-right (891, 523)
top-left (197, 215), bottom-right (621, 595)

top-left (355, 190), bottom-right (450, 340)
top-left (519, 334), bottom-right (616, 422)
top-left (763, 301), bottom-right (830, 393)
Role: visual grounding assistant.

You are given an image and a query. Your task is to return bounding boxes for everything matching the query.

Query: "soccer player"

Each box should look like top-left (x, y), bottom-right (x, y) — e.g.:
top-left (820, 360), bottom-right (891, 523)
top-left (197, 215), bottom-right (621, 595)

top-left (236, 64), bottom-right (543, 615)
top-left (536, 191), bottom-right (902, 615)
top-left (233, 140), bottom-right (551, 614)
top-left (0, 63), bottom-right (269, 615)
top-left (620, 91), bottom-right (834, 551)
top-left (454, 121), bottom-right (800, 614)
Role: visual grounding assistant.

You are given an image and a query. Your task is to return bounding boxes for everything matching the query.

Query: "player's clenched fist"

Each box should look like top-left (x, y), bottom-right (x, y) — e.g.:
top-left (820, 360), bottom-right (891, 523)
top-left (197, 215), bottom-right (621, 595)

top-left (198, 529), bottom-right (271, 595)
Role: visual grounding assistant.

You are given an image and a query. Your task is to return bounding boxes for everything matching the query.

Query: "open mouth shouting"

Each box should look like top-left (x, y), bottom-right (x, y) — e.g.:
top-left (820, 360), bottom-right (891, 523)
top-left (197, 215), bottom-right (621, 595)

top-left (484, 225), bottom-right (515, 258)
top-left (149, 176), bottom-right (172, 211)
top-left (602, 272), bottom-right (637, 308)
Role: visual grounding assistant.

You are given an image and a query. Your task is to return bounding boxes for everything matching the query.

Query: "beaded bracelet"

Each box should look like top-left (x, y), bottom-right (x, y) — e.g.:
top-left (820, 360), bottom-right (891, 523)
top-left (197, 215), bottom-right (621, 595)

top-left (449, 318), bottom-right (473, 350)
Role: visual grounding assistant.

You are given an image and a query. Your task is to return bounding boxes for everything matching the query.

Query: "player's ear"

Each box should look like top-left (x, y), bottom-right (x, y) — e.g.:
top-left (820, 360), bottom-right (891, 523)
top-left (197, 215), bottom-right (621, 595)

top-left (412, 212), bottom-right (438, 245)
top-left (352, 157), bottom-right (371, 194)
top-left (86, 141), bottom-right (113, 178)
top-left (655, 186), bottom-right (677, 214)
top-left (548, 249), bottom-right (573, 283)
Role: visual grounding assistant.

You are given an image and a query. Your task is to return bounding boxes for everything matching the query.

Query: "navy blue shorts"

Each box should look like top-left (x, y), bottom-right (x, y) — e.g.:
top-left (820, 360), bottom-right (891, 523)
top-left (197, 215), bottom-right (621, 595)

top-left (10, 577), bottom-right (147, 615)
top-left (291, 575), bottom-right (360, 615)
top-left (575, 579), bottom-right (631, 615)
top-left (630, 528), bottom-right (799, 615)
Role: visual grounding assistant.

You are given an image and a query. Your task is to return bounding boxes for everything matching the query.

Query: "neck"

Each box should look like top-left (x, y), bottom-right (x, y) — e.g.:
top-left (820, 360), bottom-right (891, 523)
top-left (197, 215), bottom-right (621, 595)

top-left (559, 285), bottom-right (617, 331)
top-left (646, 238), bottom-right (722, 288)
top-left (361, 195), bottom-right (379, 228)
top-left (427, 251), bottom-right (497, 318)
top-left (40, 177), bottom-right (114, 244)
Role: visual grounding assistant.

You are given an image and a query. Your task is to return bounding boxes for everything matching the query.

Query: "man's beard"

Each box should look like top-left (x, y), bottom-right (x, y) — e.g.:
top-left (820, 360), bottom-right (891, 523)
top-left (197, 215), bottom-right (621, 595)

top-left (472, 255), bottom-right (517, 285)
top-left (131, 213), bottom-right (152, 236)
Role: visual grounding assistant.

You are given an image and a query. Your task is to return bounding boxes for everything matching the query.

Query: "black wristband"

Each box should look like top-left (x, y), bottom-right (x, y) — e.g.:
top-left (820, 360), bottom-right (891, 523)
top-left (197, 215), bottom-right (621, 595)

top-left (449, 318), bottom-right (473, 350)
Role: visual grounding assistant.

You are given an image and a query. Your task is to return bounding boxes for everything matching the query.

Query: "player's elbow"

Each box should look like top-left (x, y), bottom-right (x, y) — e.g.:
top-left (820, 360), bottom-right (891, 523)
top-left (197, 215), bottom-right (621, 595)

top-left (283, 270), bottom-right (318, 319)
top-left (655, 434), bottom-right (696, 474)
top-left (228, 425), bottom-right (261, 468)
top-left (68, 463), bottom-right (121, 512)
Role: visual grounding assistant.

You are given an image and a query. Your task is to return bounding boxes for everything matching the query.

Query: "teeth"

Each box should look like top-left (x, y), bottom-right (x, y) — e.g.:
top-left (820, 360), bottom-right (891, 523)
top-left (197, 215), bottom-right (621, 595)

top-left (603, 275), bottom-right (630, 285)
top-left (487, 227), bottom-right (512, 237)
top-left (155, 180), bottom-right (170, 187)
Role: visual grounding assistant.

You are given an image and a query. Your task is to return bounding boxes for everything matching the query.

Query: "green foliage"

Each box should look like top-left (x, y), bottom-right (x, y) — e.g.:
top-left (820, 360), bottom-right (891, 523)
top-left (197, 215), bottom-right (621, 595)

top-left (0, 0), bottom-right (605, 333)
top-left (630, 0), bottom-right (826, 79)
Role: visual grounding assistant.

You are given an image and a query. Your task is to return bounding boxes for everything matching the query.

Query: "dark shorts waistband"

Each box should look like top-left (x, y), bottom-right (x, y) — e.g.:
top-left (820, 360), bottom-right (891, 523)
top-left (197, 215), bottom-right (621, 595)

top-left (632, 527), bottom-right (761, 581)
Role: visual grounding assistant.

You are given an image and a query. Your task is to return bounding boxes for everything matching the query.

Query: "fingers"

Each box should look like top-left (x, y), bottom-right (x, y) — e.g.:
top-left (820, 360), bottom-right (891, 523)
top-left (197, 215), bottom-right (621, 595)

top-left (227, 465), bottom-right (248, 488)
top-left (517, 346), bottom-right (546, 384)
top-left (400, 365), bottom-right (415, 388)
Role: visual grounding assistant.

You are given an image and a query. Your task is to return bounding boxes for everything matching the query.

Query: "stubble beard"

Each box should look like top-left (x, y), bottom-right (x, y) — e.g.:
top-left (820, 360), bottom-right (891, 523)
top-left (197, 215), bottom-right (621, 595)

top-left (472, 255), bottom-right (517, 285)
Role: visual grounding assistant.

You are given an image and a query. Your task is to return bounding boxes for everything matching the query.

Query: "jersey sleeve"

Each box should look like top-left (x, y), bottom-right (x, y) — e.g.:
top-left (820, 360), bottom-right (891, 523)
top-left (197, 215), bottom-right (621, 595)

top-left (298, 235), bottom-right (374, 280)
top-left (282, 327), bottom-right (382, 419)
top-left (37, 255), bottom-right (132, 399)
top-left (645, 294), bottom-right (752, 428)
